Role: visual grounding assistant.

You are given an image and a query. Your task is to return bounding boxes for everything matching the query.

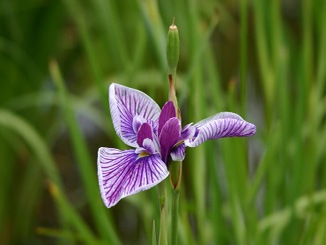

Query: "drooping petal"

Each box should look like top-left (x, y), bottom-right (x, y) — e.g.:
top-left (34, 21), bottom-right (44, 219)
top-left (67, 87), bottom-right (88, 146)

top-left (170, 143), bottom-right (186, 161)
top-left (137, 123), bottom-right (153, 147)
top-left (159, 117), bottom-right (181, 162)
top-left (109, 83), bottom-right (161, 147)
top-left (98, 147), bottom-right (169, 208)
top-left (185, 112), bottom-right (256, 147)
top-left (158, 101), bottom-right (176, 136)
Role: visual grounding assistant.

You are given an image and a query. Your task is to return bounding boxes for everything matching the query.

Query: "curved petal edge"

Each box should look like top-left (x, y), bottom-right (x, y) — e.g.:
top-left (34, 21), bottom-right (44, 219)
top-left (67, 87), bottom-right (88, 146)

top-left (97, 147), bottom-right (169, 208)
top-left (109, 83), bottom-right (161, 147)
top-left (185, 112), bottom-right (256, 147)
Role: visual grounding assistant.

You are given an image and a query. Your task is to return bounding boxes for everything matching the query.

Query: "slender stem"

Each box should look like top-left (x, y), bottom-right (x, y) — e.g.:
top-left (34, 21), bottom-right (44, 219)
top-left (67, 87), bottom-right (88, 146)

top-left (152, 220), bottom-right (157, 245)
top-left (171, 188), bottom-right (180, 245)
top-left (169, 71), bottom-right (179, 116)
top-left (167, 19), bottom-right (181, 243)
top-left (158, 180), bottom-right (168, 245)
top-left (170, 161), bottom-right (182, 245)
top-left (169, 71), bottom-right (182, 245)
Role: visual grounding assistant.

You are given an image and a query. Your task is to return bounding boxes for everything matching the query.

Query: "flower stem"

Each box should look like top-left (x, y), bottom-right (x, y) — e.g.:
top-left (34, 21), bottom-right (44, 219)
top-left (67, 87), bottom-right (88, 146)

top-left (158, 180), bottom-right (168, 245)
top-left (170, 160), bottom-right (182, 245)
top-left (171, 189), bottom-right (180, 245)
top-left (167, 18), bottom-right (181, 245)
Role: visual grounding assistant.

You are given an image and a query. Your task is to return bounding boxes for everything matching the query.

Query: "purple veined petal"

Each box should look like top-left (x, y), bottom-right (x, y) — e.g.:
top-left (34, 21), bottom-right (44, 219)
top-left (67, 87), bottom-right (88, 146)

top-left (194, 112), bottom-right (245, 127)
top-left (159, 117), bottom-right (181, 163)
top-left (109, 83), bottom-right (161, 147)
top-left (185, 112), bottom-right (256, 148)
top-left (170, 143), bottom-right (186, 161)
top-left (158, 101), bottom-right (176, 136)
top-left (137, 123), bottom-right (153, 147)
top-left (97, 147), bottom-right (169, 208)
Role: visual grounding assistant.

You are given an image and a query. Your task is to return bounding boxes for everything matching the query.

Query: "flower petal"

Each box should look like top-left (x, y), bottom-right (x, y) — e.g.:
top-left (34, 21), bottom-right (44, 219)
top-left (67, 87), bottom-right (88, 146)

top-left (185, 112), bottom-right (256, 147)
top-left (109, 83), bottom-right (161, 147)
top-left (98, 147), bottom-right (169, 208)
top-left (159, 117), bottom-right (181, 162)
top-left (142, 138), bottom-right (157, 154)
top-left (132, 115), bottom-right (146, 133)
top-left (170, 143), bottom-right (186, 161)
top-left (137, 123), bottom-right (153, 147)
top-left (180, 123), bottom-right (196, 141)
top-left (158, 101), bottom-right (176, 136)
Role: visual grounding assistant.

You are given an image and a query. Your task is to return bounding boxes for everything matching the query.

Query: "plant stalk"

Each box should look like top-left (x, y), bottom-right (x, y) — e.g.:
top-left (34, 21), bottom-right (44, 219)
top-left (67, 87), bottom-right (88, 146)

top-left (170, 160), bottom-right (182, 245)
top-left (158, 180), bottom-right (168, 245)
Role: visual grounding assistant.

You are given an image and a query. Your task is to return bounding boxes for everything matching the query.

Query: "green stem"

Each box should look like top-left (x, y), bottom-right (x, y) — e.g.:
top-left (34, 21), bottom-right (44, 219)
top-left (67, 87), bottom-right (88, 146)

top-left (169, 69), bottom-right (182, 245)
top-left (170, 159), bottom-right (182, 245)
top-left (171, 188), bottom-right (180, 245)
top-left (169, 71), bottom-right (179, 116)
top-left (158, 180), bottom-right (168, 245)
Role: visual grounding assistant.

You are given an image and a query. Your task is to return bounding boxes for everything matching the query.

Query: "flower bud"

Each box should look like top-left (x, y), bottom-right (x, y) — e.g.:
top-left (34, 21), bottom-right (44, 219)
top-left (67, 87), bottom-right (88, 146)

top-left (166, 18), bottom-right (180, 73)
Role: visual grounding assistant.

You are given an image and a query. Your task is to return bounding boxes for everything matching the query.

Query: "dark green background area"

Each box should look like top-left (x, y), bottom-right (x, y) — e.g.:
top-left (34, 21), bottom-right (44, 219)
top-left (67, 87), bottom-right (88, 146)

top-left (0, 0), bottom-right (326, 244)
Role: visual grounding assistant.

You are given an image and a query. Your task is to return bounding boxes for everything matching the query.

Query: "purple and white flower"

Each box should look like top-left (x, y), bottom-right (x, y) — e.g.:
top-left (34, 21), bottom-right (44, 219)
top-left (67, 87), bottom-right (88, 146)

top-left (97, 83), bottom-right (256, 208)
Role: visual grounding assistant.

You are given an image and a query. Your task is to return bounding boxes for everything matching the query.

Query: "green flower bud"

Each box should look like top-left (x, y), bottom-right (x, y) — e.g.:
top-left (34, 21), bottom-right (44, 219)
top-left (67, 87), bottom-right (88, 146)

top-left (166, 19), bottom-right (180, 73)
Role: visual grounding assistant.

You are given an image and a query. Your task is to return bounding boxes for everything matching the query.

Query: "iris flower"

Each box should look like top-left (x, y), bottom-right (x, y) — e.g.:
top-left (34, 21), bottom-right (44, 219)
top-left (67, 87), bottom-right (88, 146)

top-left (97, 83), bottom-right (256, 208)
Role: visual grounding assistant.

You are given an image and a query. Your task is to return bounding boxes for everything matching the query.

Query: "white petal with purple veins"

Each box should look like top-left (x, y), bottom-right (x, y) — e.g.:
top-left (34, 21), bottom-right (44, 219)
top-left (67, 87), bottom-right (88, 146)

top-left (98, 147), bottom-right (169, 208)
top-left (185, 112), bottom-right (256, 147)
top-left (109, 83), bottom-right (161, 147)
top-left (194, 112), bottom-right (244, 127)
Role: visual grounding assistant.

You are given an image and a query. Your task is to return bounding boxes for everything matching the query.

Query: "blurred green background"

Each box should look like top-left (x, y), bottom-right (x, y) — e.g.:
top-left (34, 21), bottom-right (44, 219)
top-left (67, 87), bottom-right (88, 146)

top-left (1, 0), bottom-right (326, 244)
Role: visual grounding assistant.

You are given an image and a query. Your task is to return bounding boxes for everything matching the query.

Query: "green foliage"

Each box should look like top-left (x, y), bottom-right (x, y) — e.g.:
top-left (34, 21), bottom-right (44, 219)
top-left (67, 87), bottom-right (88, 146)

top-left (0, 0), bottom-right (326, 244)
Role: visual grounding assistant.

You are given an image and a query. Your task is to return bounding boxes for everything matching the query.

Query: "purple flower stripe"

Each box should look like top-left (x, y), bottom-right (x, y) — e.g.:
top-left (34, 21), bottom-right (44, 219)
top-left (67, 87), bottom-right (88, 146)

top-left (98, 147), bottom-right (169, 208)
top-left (194, 112), bottom-right (244, 127)
top-left (109, 83), bottom-right (161, 147)
top-left (185, 117), bottom-right (256, 147)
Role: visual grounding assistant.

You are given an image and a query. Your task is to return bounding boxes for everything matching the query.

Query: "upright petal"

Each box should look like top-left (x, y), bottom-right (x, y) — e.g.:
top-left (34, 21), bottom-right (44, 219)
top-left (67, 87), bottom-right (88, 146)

top-left (98, 147), bottom-right (169, 208)
top-left (159, 117), bottom-right (181, 162)
top-left (158, 101), bottom-right (176, 135)
top-left (109, 83), bottom-right (161, 147)
top-left (185, 112), bottom-right (256, 147)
